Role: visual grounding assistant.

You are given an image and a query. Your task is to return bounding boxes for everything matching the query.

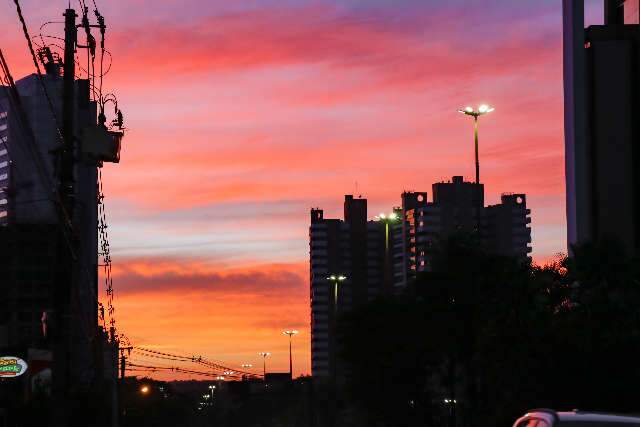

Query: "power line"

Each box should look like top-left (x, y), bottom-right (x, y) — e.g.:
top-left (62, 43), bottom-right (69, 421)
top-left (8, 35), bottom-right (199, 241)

top-left (134, 347), bottom-right (260, 378)
top-left (0, 48), bottom-right (96, 343)
top-left (12, 0), bottom-right (63, 144)
top-left (125, 362), bottom-right (243, 379)
top-left (9, 3), bottom-right (121, 344)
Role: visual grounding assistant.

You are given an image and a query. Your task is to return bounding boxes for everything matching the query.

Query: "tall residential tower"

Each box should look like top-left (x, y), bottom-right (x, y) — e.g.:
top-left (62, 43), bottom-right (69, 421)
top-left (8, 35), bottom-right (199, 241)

top-left (564, 0), bottom-right (640, 254)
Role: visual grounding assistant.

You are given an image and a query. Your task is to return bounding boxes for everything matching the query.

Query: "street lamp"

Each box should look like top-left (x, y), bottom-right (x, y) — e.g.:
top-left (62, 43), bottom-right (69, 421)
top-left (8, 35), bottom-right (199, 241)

top-left (283, 330), bottom-right (299, 379)
top-left (241, 364), bottom-right (253, 369)
top-left (458, 104), bottom-right (494, 185)
top-left (326, 275), bottom-right (347, 314)
top-left (374, 212), bottom-right (400, 252)
top-left (258, 352), bottom-right (270, 379)
top-left (140, 385), bottom-right (150, 395)
top-left (375, 212), bottom-right (400, 290)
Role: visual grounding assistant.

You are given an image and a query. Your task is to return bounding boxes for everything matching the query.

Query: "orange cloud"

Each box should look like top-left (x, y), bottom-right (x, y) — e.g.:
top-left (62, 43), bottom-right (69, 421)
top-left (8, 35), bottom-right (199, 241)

top-left (104, 258), bottom-right (311, 380)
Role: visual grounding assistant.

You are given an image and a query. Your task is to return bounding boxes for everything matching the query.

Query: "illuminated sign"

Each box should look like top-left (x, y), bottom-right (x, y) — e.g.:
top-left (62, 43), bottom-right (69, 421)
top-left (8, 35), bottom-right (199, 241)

top-left (0, 356), bottom-right (28, 378)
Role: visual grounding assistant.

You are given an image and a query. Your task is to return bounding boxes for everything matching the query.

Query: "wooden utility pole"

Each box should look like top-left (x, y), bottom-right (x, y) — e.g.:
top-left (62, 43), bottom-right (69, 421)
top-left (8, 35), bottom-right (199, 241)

top-left (52, 8), bottom-right (77, 426)
top-left (119, 347), bottom-right (132, 380)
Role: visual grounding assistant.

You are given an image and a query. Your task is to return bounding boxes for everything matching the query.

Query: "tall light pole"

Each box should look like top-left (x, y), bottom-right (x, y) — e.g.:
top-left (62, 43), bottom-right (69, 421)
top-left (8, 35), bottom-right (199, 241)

top-left (240, 364), bottom-right (252, 381)
top-left (458, 104), bottom-right (495, 185)
top-left (258, 352), bottom-right (270, 379)
top-left (374, 212), bottom-right (399, 252)
top-left (375, 212), bottom-right (399, 292)
top-left (326, 275), bottom-right (347, 314)
top-left (283, 330), bottom-right (299, 379)
top-left (326, 274), bottom-right (346, 385)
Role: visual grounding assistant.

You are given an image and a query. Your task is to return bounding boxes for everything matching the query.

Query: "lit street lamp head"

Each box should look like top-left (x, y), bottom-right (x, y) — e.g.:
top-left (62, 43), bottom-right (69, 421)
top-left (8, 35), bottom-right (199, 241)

top-left (283, 330), bottom-right (299, 337)
top-left (375, 212), bottom-right (399, 222)
top-left (326, 275), bottom-right (346, 282)
top-left (258, 352), bottom-right (271, 357)
top-left (458, 104), bottom-right (495, 118)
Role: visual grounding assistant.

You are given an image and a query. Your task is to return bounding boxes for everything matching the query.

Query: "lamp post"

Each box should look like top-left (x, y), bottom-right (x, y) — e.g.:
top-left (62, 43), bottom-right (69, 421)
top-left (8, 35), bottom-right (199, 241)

top-left (457, 104), bottom-right (494, 185)
top-left (240, 364), bottom-right (253, 381)
top-left (258, 352), bottom-right (270, 379)
top-left (326, 275), bottom-right (347, 314)
top-left (283, 330), bottom-right (299, 379)
top-left (374, 212), bottom-right (399, 252)
top-left (375, 212), bottom-right (399, 291)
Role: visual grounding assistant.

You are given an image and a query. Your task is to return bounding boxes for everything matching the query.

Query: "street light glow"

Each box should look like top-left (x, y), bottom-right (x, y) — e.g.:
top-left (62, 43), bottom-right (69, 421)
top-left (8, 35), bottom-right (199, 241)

top-left (338, 275), bottom-right (346, 281)
top-left (459, 104), bottom-right (495, 117)
top-left (376, 212), bottom-right (399, 222)
top-left (140, 385), bottom-right (150, 394)
top-left (283, 330), bottom-right (299, 336)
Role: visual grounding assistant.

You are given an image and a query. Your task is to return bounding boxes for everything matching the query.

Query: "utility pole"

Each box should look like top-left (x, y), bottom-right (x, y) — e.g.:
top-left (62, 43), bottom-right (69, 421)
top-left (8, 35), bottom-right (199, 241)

top-left (119, 346), bottom-right (132, 380)
top-left (53, 8), bottom-right (77, 427)
top-left (120, 351), bottom-right (125, 379)
top-left (61, 8), bottom-right (77, 214)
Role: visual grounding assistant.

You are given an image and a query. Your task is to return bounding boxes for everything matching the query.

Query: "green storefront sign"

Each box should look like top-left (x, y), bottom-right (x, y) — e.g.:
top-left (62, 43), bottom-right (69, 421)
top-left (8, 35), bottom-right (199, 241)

top-left (0, 356), bottom-right (28, 378)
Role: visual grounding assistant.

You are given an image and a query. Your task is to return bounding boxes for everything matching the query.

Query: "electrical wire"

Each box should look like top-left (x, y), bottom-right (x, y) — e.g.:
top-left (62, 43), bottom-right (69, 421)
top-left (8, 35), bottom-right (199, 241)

top-left (0, 49), bottom-right (95, 342)
top-left (134, 347), bottom-right (260, 378)
top-left (12, 0), bottom-right (63, 143)
top-left (126, 362), bottom-right (242, 379)
top-left (9, 3), bottom-right (121, 345)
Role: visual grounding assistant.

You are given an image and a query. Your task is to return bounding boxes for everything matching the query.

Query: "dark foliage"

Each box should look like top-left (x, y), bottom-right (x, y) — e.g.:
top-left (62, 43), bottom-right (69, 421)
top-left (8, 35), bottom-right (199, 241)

top-left (338, 234), bottom-right (640, 427)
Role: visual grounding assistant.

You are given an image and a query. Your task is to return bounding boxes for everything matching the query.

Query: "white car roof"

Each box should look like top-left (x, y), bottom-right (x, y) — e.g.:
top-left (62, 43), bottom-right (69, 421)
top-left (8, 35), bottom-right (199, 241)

top-left (557, 412), bottom-right (640, 423)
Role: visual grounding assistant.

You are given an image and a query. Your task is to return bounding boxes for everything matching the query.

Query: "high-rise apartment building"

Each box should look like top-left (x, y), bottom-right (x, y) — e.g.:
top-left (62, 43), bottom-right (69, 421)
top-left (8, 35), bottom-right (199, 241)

top-left (310, 181), bottom-right (532, 377)
top-left (395, 177), bottom-right (531, 289)
top-left (309, 195), bottom-right (389, 378)
top-left (0, 68), bottom-right (121, 395)
top-left (564, 0), bottom-right (640, 254)
top-left (0, 103), bottom-right (8, 225)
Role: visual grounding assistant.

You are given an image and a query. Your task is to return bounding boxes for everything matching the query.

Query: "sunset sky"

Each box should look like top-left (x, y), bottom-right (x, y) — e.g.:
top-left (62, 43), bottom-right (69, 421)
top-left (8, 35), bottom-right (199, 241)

top-left (1, 0), bottom-right (605, 379)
